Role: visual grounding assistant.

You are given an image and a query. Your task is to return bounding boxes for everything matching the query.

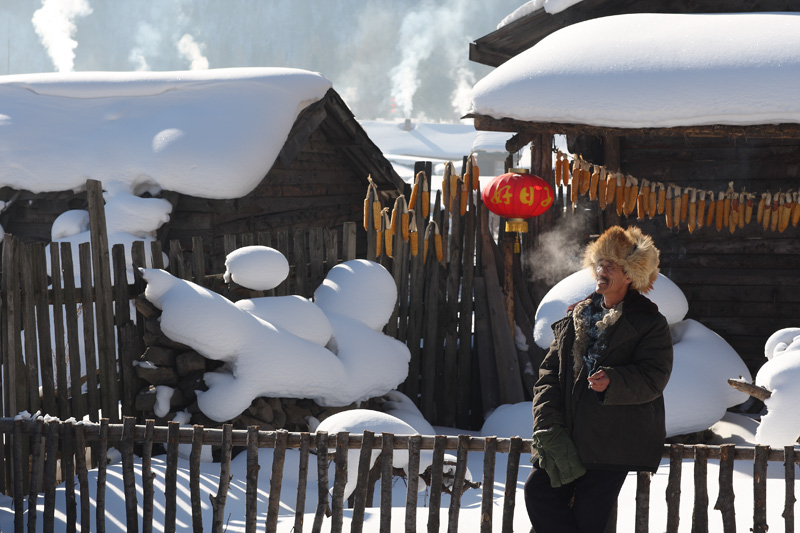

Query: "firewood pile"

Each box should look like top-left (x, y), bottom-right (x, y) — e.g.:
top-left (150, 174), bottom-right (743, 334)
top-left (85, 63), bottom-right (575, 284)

top-left (132, 294), bottom-right (375, 431)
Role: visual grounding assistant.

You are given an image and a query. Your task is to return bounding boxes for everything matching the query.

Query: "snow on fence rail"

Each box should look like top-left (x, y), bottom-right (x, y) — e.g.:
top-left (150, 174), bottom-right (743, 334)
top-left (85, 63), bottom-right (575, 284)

top-left (0, 417), bottom-right (796, 533)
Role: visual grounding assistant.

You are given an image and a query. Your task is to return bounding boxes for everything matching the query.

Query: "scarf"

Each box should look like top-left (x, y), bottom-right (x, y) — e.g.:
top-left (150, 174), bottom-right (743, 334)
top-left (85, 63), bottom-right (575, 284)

top-left (571, 294), bottom-right (623, 379)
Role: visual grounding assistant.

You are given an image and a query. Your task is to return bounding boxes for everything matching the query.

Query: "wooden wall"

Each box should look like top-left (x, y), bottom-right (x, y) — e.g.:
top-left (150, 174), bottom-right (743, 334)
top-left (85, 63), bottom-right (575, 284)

top-left (573, 134), bottom-right (800, 375)
top-left (163, 127), bottom-right (400, 273)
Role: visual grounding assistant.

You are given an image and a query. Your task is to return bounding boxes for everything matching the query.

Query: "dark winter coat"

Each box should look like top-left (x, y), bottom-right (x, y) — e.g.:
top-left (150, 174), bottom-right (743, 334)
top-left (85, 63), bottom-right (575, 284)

top-left (532, 289), bottom-right (673, 472)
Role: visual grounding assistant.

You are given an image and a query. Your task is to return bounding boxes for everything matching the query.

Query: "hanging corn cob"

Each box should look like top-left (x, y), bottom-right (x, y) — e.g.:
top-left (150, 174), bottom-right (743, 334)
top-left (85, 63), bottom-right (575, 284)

top-left (589, 165), bottom-right (600, 200)
top-left (744, 193), bottom-right (754, 225)
top-left (715, 191), bottom-right (725, 232)
top-left (615, 173), bottom-right (626, 215)
top-left (409, 172), bottom-right (421, 212)
top-left (389, 199), bottom-right (399, 236)
top-left (561, 153), bottom-right (571, 187)
top-left (637, 179), bottom-right (648, 220)
top-left (393, 195), bottom-right (409, 241)
top-left (680, 187), bottom-right (689, 223)
top-left (579, 159), bottom-right (590, 196)
top-left (605, 171), bottom-right (617, 210)
top-left (697, 190), bottom-right (706, 230)
top-left (761, 191), bottom-right (772, 230)
top-left (665, 186), bottom-right (674, 229)
top-left (728, 192), bottom-right (738, 234)
top-left (625, 176), bottom-right (639, 216)
top-left (448, 167), bottom-right (458, 212)
top-left (441, 166), bottom-right (450, 210)
top-left (459, 177), bottom-right (468, 215)
top-left (598, 168), bottom-right (608, 209)
top-left (363, 186), bottom-right (371, 231)
top-left (722, 182), bottom-right (733, 228)
top-left (688, 188), bottom-right (697, 233)
top-left (471, 154), bottom-right (480, 190)
top-left (409, 211), bottom-right (419, 257)
top-left (383, 208), bottom-right (393, 258)
top-left (376, 208), bottom-right (384, 257)
top-left (370, 182), bottom-right (382, 231)
top-left (770, 192), bottom-right (780, 232)
top-left (648, 181), bottom-right (657, 218)
top-left (434, 223), bottom-right (443, 263)
top-left (672, 185), bottom-right (681, 228)
top-left (757, 192), bottom-right (767, 224)
top-left (705, 190), bottom-right (716, 228)
top-left (571, 158), bottom-right (579, 205)
top-left (657, 183), bottom-right (666, 214)
top-left (792, 192), bottom-right (800, 227)
top-left (779, 192), bottom-right (791, 232)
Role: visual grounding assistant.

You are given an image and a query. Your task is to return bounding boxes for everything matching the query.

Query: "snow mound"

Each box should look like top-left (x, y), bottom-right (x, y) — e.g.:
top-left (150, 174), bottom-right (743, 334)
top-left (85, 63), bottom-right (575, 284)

top-left (314, 259), bottom-right (397, 331)
top-left (141, 258), bottom-right (410, 422)
top-left (533, 268), bottom-right (688, 349)
top-left (763, 327), bottom-right (800, 361)
top-left (224, 245), bottom-right (290, 291)
top-left (235, 295), bottom-right (332, 347)
top-left (755, 338), bottom-right (800, 447)
top-left (480, 402), bottom-right (533, 439)
top-left (664, 319), bottom-right (751, 437)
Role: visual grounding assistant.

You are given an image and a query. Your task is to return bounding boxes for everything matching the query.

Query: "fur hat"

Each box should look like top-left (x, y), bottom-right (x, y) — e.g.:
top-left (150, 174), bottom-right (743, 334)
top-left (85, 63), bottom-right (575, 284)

top-left (582, 225), bottom-right (660, 294)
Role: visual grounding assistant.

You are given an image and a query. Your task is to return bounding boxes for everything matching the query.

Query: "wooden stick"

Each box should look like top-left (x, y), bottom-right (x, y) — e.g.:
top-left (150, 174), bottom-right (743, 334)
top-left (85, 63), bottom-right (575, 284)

top-left (666, 443), bottom-right (683, 532)
top-left (727, 379), bottom-right (771, 401)
top-left (692, 445), bottom-right (709, 532)
top-left (635, 472), bottom-right (651, 533)
top-left (405, 435), bottom-right (422, 533)
top-left (267, 430), bottom-right (288, 533)
top-left (210, 424), bottom-right (233, 533)
top-left (447, 435), bottom-right (471, 533)
top-left (142, 420), bottom-right (156, 533)
top-left (753, 445), bottom-right (768, 533)
top-left (312, 431), bottom-right (329, 533)
top-left (480, 436), bottom-right (496, 533)
top-left (714, 443), bottom-right (736, 532)
top-left (245, 426), bottom-right (260, 533)
top-left (380, 434), bottom-right (394, 532)
top-left (784, 445), bottom-right (796, 533)
top-left (165, 421), bottom-right (180, 533)
top-left (293, 432), bottom-right (311, 533)
top-left (190, 425), bottom-right (204, 533)
top-left (351, 430), bottom-right (374, 533)
top-left (121, 417), bottom-right (139, 533)
top-left (96, 419), bottom-right (108, 533)
top-left (330, 431), bottom-right (348, 533)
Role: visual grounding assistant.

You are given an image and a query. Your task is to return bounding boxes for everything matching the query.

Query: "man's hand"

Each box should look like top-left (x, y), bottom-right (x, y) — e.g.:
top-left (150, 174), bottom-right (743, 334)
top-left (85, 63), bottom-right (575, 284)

top-left (588, 369), bottom-right (610, 392)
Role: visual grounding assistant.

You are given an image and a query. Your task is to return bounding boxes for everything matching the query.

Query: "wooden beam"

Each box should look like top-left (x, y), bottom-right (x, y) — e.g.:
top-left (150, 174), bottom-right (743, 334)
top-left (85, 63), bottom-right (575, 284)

top-left (471, 113), bottom-right (800, 140)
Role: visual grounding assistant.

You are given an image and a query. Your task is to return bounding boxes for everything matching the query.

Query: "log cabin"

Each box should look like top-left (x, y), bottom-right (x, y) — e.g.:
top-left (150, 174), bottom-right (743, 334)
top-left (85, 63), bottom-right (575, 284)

top-left (468, 2), bottom-right (800, 375)
top-left (0, 82), bottom-right (405, 274)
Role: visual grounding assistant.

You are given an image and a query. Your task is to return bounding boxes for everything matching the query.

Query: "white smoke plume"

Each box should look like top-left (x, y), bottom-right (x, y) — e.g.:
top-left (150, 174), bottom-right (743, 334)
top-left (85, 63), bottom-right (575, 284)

top-left (523, 209), bottom-right (591, 286)
top-left (128, 22), bottom-right (161, 71)
top-left (177, 34), bottom-right (209, 70)
top-left (31, 0), bottom-right (92, 72)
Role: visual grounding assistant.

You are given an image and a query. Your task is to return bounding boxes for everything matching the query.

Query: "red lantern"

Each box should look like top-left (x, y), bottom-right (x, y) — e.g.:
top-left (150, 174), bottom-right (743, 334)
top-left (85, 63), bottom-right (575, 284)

top-left (481, 168), bottom-right (554, 234)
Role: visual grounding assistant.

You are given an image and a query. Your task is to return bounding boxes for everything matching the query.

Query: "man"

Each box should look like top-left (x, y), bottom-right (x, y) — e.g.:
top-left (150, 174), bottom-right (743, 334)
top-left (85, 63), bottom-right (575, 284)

top-left (525, 225), bottom-right (673, 533)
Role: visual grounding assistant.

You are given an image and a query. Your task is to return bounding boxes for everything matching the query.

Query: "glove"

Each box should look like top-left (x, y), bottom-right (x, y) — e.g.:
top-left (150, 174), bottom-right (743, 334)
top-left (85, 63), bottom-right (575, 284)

top-left (532, 425), bottom-right (586, 488)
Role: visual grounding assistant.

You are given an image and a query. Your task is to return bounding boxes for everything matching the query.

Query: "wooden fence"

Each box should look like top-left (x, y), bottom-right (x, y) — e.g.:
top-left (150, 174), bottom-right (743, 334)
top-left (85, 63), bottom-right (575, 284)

top-left (0, 191), bottom-right (359, 430)
top-left (364, 161), bottom-right (545, 430)
top-left (0, 417), bottom-right (797, 533)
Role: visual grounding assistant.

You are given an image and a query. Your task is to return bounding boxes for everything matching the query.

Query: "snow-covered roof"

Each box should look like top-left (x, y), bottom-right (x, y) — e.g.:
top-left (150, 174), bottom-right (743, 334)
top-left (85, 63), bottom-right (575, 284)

top-left (360, 120), bottom-right (510, 161)
top-left (497, 0), bottom-right (583, 28)
top-left (471, 13), bottom-right (800, 129)
top-left (0, 67), bottom-right (332, 199)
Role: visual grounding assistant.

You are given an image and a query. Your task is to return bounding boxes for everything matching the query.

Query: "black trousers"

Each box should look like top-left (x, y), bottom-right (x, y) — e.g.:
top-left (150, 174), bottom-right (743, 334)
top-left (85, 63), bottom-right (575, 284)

top-left (524, 463), bottom-right (628, 533)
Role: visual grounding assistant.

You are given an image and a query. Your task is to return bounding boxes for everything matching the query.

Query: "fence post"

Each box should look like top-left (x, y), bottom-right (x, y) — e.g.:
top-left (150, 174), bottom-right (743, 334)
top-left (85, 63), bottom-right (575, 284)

top-left (753, 445), bottom-right (768, 533)
top-left (692, 445), bottom-right (708, 532)
top-left (666, 443), bottom-right (683, 532)
top-left (86, 179), bottom-right (119, 423)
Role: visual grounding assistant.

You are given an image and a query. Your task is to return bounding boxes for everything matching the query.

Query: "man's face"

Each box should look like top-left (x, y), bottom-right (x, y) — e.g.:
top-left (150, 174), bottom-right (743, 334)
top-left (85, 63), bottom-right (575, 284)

top-left (595, 259), bottom-right (632, 300)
